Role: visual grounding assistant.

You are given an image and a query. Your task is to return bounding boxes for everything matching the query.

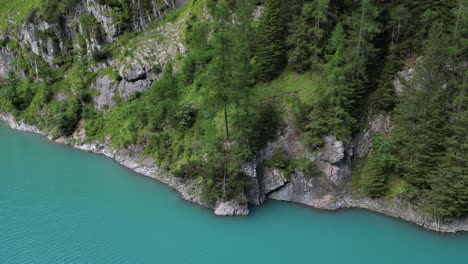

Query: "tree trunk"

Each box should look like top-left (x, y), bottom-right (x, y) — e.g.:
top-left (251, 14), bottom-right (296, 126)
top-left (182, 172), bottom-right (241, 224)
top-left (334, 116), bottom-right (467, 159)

top-left (224, 106), bottom-right (230, 141)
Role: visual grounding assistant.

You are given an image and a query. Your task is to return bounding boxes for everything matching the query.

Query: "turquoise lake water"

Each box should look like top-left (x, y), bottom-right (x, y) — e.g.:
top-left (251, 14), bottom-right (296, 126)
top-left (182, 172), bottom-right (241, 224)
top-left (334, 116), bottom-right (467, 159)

top-left (1, 123), bottom-right (468, 264)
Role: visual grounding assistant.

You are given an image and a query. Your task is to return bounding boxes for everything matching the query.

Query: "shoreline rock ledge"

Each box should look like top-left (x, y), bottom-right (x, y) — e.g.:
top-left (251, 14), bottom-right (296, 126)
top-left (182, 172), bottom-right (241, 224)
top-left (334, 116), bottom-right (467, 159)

top-left (1, 113), bottom-right (467, 233)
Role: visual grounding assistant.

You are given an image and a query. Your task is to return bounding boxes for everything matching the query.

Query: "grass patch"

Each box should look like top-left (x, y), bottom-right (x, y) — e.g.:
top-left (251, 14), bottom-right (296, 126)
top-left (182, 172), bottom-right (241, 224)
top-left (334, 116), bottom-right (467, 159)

top-left (385, 175), bottom-right (406, 199)
top-left (253, 71), bottom-right (323, 106)
top-left (0, 0), bottom-right (40, 32)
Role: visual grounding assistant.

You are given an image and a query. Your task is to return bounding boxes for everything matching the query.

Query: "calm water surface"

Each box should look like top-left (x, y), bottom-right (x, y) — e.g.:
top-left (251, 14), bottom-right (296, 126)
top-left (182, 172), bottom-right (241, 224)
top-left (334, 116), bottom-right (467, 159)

top-left (1, 124), bottom-right (467, 264)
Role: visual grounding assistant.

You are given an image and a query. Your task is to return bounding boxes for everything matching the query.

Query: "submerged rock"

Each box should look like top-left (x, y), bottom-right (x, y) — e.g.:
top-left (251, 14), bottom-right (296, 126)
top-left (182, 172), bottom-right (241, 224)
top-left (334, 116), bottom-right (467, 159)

top-left (214, 200), bottom-right (249, 216)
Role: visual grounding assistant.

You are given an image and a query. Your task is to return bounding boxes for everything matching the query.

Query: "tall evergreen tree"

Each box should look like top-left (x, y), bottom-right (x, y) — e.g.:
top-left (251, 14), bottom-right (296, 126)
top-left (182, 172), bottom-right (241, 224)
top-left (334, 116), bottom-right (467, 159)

top-left (344, 0), bottom-right (381, 82)
top-left (287, 0), bottom-right (331, 72)
top-left (203, 0), bottom-right (234, 197)
top-left (425, 108), bottom-right (468, 221)
top-left (254, 0), bottom-right (287, 82)
top-left (424, 8), bottom-right (467, 220)
top-left (231, 0), bottom-right (256, 145)
top-left (393, 27), bottom-right (451, 190)
top-left (360, 134), bottom-right (399, 198)
top-left (304, 23), bottom-right (355, 147)
top-left (387, 4), bottom-right (410, 59)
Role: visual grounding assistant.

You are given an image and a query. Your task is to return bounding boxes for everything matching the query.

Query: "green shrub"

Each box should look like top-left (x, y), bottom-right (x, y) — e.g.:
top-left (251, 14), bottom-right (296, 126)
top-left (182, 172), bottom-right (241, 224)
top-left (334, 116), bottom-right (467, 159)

top-left (287, 158), bottom-right (321, 178)
top-left (91, 47), bottom-right (112, 62)
top-left (56, 99), bottom-right (82, 136)
top-left (264, 147), bottom-right (288, 169)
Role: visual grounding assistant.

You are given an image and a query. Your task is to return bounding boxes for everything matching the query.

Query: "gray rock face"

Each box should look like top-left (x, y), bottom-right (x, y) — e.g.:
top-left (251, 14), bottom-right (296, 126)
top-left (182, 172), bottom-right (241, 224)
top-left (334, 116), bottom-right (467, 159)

top-left (118, 12), bottom-right (187, 102)
top-left (19, 23), bottom-right (42, 55)
top-left (55, 93), bottom-right (69, 102)
top-left (318, 161), bottom-right (349, 186)
top-left (0, 47), bottom-right (16, 79)
top-left (269, 172), bottom-right (340, 210)
top-left (320, 135), bottom-right (345, 164)
top-left (242, 160), bottom-right (264, 205)
top-left (253, 6), bottom-right (265, 22)
top-left (317, 136), bottom-right (350, 186)
top-left (85, 0), bottom-right (120, 42)
top-left (119, 60), bottom-right (149, 82)
top-left (393, 67), bottom-right (415, 96)
top-left (0, 113), bottom-right (45, 135)
top-left (91, 75), bottom-right (117, 110)
top-left (342, 195), bottom-right (468, 233)
top-left (129, 0), bottom-right (189, 32)
top-left (245, 122), bottom-right (351, 207)
top-left (3, 0), bottom-right (189, 110)
top-left (118, 78), bottom-right (154, 98)
top-left (353, 113), bottom-right (392, 159)
top-left (262, 167), bottom-right (287, 194)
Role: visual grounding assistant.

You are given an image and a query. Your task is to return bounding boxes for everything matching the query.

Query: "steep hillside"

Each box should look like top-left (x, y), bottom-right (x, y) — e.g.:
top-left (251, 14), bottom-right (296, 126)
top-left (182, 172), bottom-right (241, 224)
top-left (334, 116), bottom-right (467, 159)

top-left (0, 0), bottom-right (467, 232)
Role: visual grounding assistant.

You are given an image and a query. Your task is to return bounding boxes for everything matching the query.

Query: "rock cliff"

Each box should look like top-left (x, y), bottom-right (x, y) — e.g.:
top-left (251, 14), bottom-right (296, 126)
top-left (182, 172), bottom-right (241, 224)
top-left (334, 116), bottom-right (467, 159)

top-left (0, 0), bottom-right (188, 109)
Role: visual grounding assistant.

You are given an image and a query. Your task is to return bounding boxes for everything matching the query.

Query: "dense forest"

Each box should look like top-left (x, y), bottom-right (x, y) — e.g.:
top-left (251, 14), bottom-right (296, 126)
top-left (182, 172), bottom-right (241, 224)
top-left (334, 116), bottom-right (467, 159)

top-left (0, 0), bottom-right (466, 222)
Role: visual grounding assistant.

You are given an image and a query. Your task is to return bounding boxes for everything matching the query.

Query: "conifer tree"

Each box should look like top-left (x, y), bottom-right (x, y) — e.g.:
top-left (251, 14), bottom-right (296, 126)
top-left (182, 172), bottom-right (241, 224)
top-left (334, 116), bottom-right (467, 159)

top-left (231, 0), bottom-right (256, 144)
top-left (345, 0), bottom-right (381, 82)
top-left (393, 27), bottom-right (451, 189)
top-left (425, 13), bottom-right (467, 219)
top-left (304, 23), bottom-right (355, 147)
top-left (360, 134), bottom-right (399, 198)
top-left (255, 0), bottom-right (287, 82)
top-left (387, 4), bottom-right (410, 59)
top-left (287, 0), bottom-right (331, 72)
top-left (425, 108), bottom-right (467, 221)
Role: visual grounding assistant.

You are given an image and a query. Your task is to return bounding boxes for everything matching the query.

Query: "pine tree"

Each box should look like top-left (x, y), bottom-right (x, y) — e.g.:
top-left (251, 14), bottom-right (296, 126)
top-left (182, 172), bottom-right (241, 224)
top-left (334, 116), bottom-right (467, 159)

top-left (287, 3), bottom-right (312, 72)
top-left (254, 0), bottom-right (287, 82)
top-left (202, 0), bottom-right (258, 198)
top-left (425, 13), bottom-right (467, 220)
top-left (231, 0), bottom-right (256, 145)
top-left (360, 134), bottom-right (399, 198)
top-left (393, 27), bottom-right (451, 190)
top-left (425, 111), bottom-right (467, 221)
top-left (344, 0), bottom-right (381, 82)
top-left (287, 0), bottom-right (331, 72)
top-left (304, 23), bottom-right (355, 147)
top-left (387, 4), bottom-right (410, 59)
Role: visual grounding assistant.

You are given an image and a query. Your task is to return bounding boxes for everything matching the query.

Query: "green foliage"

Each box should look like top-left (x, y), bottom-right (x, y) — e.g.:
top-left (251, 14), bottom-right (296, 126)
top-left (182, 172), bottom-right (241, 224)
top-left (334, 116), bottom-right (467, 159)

top-left (359, 134), bottom-right (399, 198)
top-left (287, 0), bottom-right (331, 72)
top-left (79, 14), bottom-right (101, 41)
top-left (367, 60), bottom-right (401, 113)
top-left (175, 102), bottom-right (197, 131)
top-left (254, 0), bottom-right (287, 82)
top-left (1, 74), bottom-right (34, 111)
top-left (344, 0), bottom-right (381, 82)
top-left (264, 147), bottom-right (289, 170)
top-left (40, 0), bottom-right (80, 25)
top-left (425, 108), bottom-right (468, 221)
top-left (288, 158), bottom-right (321, 178)
top-left (56, 98), bottom-right (81, 136)
top-left (393, 27), bottom-right (451, 190)
top-left (303, 23), bottom-right (355, 147)
top-left (91, 47), bottom-right (112, 62)
top-left (0, 37), bottom-right (9, 47)
top-left (0, 0), bottom-right (40, 32)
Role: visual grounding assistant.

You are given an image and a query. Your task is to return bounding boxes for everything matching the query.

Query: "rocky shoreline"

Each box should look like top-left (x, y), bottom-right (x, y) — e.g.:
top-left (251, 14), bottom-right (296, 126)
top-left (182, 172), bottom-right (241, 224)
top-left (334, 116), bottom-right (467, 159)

top-left (1, 113), bottom-right (466, 233)
top-left (0, 113), bottom-right (248, 215)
